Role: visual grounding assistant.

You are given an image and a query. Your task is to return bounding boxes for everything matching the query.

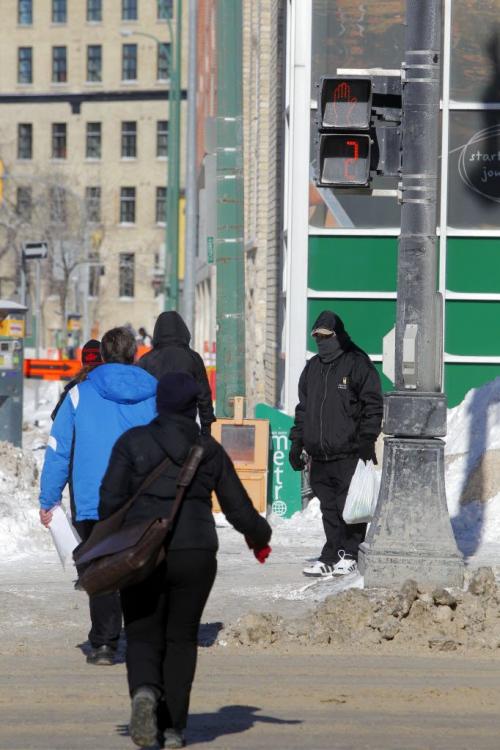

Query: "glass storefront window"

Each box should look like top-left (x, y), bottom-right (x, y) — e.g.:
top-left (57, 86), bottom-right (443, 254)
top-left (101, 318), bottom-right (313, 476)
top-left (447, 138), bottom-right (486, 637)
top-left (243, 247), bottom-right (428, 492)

top-left (310, 1), bottom-right (405, 229)
top-left (450, 0), bottom-right (500, 102)
top-left (448, 110), bottom-right (500, 228)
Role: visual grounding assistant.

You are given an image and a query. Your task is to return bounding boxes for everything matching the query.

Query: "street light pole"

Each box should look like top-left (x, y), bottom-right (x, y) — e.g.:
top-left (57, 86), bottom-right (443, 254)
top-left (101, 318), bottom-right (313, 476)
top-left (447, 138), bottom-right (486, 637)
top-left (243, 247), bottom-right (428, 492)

top-left (359, 0), bottom-right (464, 588)
top-left (120, 9), bottom-right (182, 312)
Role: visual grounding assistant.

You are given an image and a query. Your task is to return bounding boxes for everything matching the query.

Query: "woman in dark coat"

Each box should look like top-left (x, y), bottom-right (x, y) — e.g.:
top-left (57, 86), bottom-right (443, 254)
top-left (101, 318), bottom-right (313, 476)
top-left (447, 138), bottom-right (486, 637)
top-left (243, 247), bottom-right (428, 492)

top-left (99, 372), bottom-right (272, 749)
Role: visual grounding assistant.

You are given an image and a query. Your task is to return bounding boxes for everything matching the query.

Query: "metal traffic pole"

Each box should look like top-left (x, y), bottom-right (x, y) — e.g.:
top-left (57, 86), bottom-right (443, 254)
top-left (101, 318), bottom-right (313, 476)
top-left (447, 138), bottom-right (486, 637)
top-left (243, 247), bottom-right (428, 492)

top-left (359, 0), bottom-right (464, 588)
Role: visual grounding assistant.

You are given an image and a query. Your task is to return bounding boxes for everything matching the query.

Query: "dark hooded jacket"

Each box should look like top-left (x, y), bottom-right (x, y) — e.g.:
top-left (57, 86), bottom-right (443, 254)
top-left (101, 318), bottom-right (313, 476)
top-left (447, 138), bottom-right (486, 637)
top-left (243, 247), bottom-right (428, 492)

top-left (99, 413), bottom-right (271, 552)
top-left (137, 312), bottom-right (215, 434)
top-left (289, 311), bottom-right (383, 460)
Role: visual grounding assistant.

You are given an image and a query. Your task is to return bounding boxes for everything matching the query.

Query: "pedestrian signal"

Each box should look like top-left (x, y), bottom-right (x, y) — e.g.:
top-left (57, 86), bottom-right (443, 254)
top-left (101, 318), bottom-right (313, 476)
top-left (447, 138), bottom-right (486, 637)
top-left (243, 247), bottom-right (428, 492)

top-left (318, 78), bottom-right (372, 130)
top-left (317, 133), bottom-right (371, 187)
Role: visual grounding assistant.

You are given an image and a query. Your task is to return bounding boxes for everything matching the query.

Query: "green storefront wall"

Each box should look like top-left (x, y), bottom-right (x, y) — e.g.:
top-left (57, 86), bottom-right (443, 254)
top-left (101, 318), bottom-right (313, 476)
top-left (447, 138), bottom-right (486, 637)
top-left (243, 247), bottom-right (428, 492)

top-left (307, 236), bottom-right (500, 408)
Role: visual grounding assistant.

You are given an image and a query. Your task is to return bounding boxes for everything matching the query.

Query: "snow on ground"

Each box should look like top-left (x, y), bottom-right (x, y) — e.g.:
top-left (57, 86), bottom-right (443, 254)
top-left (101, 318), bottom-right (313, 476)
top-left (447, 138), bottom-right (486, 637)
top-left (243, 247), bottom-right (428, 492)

top-left (3, 378), bottom-right (500, 606)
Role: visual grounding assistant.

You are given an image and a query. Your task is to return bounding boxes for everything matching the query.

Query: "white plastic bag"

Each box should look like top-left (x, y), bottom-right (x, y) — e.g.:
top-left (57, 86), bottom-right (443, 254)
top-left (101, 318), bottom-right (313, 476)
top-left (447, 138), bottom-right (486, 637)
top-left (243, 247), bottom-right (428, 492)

top-left (48, 506), bottom-right (81, 569)
top-left (343, 459), bottom-right (381, 525)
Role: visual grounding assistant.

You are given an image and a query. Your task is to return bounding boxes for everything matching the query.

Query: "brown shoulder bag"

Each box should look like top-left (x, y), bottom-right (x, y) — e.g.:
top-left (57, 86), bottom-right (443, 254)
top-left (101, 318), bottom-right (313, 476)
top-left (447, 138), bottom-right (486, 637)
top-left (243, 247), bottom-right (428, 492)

top-left (74, 444), bottom-right (204, 596)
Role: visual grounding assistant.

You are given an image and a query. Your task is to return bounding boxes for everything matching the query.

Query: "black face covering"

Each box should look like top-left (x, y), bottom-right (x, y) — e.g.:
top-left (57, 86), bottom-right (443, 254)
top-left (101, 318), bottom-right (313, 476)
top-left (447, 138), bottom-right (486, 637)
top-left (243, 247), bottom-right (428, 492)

top-left (316, 335), bottom-right (343, 363)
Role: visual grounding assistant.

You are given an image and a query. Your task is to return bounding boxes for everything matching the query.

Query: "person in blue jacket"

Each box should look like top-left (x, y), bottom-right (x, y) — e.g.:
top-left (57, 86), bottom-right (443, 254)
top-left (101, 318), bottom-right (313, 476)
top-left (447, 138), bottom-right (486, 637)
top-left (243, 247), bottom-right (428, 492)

top-left (39, 327), bottom-right (158, 666)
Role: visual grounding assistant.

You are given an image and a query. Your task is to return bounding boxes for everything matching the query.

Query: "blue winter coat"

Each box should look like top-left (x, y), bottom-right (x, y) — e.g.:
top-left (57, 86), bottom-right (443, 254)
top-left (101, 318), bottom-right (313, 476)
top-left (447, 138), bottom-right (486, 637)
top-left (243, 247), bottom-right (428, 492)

top-left (39, 364), bottom-right (158, 521)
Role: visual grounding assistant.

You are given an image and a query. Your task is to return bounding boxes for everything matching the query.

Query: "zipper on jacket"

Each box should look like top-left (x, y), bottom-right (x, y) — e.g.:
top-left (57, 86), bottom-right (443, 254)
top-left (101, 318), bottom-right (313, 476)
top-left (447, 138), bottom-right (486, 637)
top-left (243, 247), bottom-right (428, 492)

top-left (319, 363), bottom-right (332, 460)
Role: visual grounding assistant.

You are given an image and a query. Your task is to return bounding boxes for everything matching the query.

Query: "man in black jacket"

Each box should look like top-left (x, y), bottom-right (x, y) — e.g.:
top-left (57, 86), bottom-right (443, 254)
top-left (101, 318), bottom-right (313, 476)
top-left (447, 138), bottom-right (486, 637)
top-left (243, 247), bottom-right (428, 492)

top-left (289, 310), bottom-right (383, 578)
top-left (137, 311), bottom-right (215, 436)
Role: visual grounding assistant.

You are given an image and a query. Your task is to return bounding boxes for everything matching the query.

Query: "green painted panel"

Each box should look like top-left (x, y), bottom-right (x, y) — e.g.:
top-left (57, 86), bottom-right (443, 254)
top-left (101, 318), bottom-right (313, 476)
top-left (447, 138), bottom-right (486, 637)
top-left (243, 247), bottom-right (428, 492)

top-left (444, 363), bottom-right (500, 408)
top-left (307, 299), bottom-right (396, 354)
top-left (445, 301), bottom-right (500, 356)
top-left (447, 238), bottom-right (500, 293)
top-left (308, 236), bottom-right (398, 292)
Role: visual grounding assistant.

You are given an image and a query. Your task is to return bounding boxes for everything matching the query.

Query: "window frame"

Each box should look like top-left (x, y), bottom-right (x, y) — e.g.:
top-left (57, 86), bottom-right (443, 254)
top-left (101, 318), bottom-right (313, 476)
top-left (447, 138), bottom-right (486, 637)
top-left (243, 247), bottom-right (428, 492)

top-left (18, 0), bottom-right (33, 25)
top-left (121, 121), bottom-right (137, 159)
top-left (52, 0), bottom-right (67, 23)
top-left (122, 44), bottom-right (138, 81)
top-left (85, 186), bottom-right (102, 223)
top-left (52, 46), bottom-right (67, 83)
top-left (16, 186), bottom-right (32, 221)
top-left (122, 0), bottom-right (138, 21)
top-left (86, 45), bottom-right (102, 82)
top-left (17, 123), bottom-right (33, 159)
top-left (17, 47), bottom-right (33, 84)
top-left (119, 252), bottom-right (135, 298)
top-left (86, 0), bottom-right (102, 22)
top-left (157, 42), bottom-right (171, 81)
top-left (51, 122), bottom-right (67, 159)
top-left (119, 187), bottom-right (136, 224)
top-left (156, 120), bottom-right (169, 157)
top-left (155, 186), bottom-right (167, 224)
top-left (86, 122), bottom-right (102, 159)
top-left (157, 0), bottom-right (173, 20)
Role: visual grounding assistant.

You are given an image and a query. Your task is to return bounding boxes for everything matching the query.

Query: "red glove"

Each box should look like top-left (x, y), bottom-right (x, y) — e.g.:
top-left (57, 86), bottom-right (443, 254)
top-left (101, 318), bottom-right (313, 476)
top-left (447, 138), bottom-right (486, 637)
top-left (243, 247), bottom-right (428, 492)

top-left (245, 536), bottom-right (272, 564)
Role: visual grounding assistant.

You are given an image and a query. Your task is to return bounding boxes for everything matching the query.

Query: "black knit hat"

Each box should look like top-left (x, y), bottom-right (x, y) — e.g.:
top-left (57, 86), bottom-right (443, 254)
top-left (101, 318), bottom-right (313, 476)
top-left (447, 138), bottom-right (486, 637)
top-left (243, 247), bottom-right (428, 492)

top-left (81, 339), bottom-right (102, 366)
top-left (156, 372), bottom-right (201, 418)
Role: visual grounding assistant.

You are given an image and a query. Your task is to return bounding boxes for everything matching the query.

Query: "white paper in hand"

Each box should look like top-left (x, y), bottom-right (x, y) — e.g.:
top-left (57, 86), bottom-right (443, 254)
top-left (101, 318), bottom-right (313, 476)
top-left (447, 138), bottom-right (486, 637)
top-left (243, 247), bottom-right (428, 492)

top-left (343, 459), bottom-right (381, 525)
top-left (48, 506), bottom-right (81, 569)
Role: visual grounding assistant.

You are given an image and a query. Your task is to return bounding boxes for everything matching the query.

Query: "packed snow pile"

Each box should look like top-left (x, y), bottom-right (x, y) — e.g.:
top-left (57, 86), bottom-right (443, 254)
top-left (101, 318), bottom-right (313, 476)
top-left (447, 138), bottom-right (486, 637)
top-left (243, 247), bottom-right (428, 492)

top-left (0, 439), bottom-right (53, 558)
top-left (224, 568), bottom-right (500, 652)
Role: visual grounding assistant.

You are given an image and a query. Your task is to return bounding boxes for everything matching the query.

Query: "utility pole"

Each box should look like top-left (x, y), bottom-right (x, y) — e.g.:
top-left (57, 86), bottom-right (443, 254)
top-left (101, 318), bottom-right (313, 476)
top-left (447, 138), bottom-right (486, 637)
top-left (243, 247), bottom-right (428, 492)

top-left (166, 0), bottom-right (182, 311)
top-left (359, 0), bottom-right (464, 588)
top-left (183, 0), bottom-right (198, 333)
top-left (215, 0), bottom-right (245, 417)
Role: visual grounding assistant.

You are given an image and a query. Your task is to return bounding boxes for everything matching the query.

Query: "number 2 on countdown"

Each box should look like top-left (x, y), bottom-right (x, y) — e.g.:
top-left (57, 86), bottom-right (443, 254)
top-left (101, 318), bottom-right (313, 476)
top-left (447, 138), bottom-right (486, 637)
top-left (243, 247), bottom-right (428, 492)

top-left (344, 139), bottom-right (359, 181)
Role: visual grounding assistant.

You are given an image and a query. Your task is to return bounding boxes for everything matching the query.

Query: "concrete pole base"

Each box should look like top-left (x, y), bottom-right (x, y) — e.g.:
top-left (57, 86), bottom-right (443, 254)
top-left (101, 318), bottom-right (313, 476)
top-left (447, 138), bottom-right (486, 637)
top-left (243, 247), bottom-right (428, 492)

top-left (358, 436), bottom-right (464, 589)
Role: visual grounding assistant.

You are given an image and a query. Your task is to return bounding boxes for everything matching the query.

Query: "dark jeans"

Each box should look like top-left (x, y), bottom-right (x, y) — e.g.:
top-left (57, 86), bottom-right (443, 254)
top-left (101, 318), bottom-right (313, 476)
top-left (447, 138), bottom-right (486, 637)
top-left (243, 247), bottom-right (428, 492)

top-left (121, 549), bottom-right (217, 731)
top-left (310, 456), bottom-right (366, 563)
top-left (74, 520), bottom-right (122, 650)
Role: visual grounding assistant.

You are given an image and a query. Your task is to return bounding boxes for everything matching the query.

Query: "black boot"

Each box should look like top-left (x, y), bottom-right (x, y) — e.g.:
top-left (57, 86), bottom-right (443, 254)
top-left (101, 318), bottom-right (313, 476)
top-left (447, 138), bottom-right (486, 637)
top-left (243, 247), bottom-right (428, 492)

top-left (86, 645), bottom-right (115, 666)
top-left (164, 728), bottom-right (185, 748)
top-left (129, 687), bottom-right (158, 748)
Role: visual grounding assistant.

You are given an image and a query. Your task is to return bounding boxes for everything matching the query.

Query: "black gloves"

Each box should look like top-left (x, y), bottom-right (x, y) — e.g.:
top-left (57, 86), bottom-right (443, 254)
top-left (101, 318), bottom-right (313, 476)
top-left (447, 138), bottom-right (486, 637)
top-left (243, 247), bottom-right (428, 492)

top-left (289, 442), bottom-right (305, 471)
top-left (359, 441), bottom-right (377, 465)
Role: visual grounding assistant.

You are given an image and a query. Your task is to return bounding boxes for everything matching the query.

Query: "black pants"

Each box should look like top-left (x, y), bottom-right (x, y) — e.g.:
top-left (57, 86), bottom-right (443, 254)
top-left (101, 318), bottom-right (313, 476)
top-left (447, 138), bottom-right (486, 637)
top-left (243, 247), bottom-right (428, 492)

top-left (310, 457), bottom-right (366, 563)
top-left (121, 549), bottom-right (217, 731)
top-left (74, 520), bottom-right (122, 650)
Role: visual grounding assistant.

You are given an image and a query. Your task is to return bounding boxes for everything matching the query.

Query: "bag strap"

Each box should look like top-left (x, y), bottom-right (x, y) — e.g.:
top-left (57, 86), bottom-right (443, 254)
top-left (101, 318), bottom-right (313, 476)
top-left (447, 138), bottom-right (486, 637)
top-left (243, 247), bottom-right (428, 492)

top-left (165, 444), bottom-right (205, 527)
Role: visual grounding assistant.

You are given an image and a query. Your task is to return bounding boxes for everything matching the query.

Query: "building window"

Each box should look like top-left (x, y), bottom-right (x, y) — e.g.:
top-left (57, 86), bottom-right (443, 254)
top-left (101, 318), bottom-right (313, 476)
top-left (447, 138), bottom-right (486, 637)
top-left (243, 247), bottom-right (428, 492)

top-left (16, 187), bottom-right (32, 221)
top-left (52, 0), bottom-right (67, 23)
top-left (122, 0), bottom-right (138, 21)
top-left (49, 186), bottom-right (66, 224)
top-left (119, 253), bottom-right (135, 297)
top-left (157, 120), bottom-right (168, 157)
top-left (122, 44), bottom-right (137, 81)
top-left (121, 121), bottom-right (137, 158)
top-left (86, 122), bottom-right (101, 159)
top-left (157, 42), bottom-right (170, 81)
top-left (52, 123), bottom-right (67, 159)
top-left (158, 0), bottom-right (173, 20)
top-left (87, 0), bottom-right (102, 22)
top-left (88, 252), bottom-right (101, 297)
top-left (17, 123), bottom-right (32, 159)
top-left (18, 47), bottom-right (32, 84)
top-left (85, 186), bottom-right (101, 223)
top-left (86, 45), bottom-right (102, 82)
top-left (156, 187), bottom-right (167, 224)
top-left (52, 46), bottom-right (67, 83)
top-left (18, 0), bottom-right (33, 25)
top-left (120, 187), bottom-right (136, 223)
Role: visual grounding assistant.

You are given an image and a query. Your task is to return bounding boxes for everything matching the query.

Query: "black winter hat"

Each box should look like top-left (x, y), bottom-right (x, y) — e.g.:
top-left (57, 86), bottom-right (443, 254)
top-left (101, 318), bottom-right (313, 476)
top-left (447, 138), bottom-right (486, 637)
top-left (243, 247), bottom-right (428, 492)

top-left (81, 339), bottom-right (102, 366)
top-left (156, 372), bottom-right (201, 417)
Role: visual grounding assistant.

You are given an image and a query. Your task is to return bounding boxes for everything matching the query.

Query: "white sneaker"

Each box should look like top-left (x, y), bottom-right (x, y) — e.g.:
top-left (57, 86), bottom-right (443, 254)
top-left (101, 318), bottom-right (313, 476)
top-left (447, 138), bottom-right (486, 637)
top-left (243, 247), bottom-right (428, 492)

top-left (302, 560), bottom-right (335, 577)
top-left (332, 550), bottom-right (358, 576)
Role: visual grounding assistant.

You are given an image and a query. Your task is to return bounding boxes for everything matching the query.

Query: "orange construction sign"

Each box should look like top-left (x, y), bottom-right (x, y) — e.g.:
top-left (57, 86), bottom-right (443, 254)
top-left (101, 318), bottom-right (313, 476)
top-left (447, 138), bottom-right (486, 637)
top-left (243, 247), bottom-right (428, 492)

top-left (24, 359), bottom-right (81, 381)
